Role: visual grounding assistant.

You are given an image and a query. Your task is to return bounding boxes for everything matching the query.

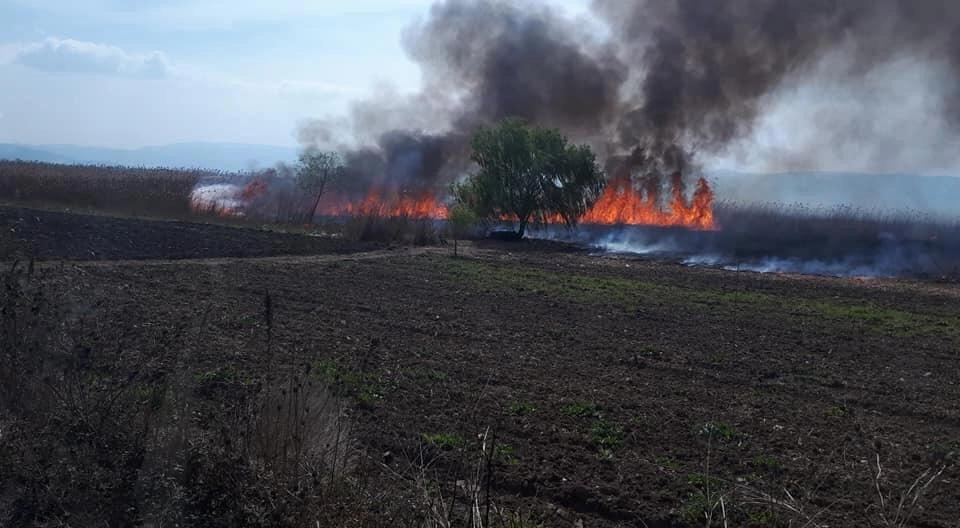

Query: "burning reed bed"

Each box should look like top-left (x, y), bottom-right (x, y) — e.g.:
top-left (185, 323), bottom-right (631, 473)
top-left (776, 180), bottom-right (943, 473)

top-left (0, 161), bottom-right (440, 248)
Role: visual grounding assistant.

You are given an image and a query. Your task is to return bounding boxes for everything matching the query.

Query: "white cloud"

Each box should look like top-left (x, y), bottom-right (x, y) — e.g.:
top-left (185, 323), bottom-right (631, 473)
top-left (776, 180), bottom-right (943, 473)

top-left (9, 37), bottom-right (177, 79)
top-left (2, 37), bottom-right (352, 99)
top-left (147, 0), bottom-right (439, 29)
top-left (3, 0), bottom-right (435, 31)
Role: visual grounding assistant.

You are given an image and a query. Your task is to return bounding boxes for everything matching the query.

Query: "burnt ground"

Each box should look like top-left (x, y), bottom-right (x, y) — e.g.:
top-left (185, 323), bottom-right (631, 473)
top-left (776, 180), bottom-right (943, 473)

top-left (2, 206), bottom-right (960, 527)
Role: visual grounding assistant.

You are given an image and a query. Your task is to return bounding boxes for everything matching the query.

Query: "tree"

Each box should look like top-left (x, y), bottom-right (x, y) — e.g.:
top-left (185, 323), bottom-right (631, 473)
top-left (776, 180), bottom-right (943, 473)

top-left (447, 203), bottom-right (479, 257)
top-left (296, 148), bottom-right (344, 223)
top-left (457, 119), bottom-right (605, 238)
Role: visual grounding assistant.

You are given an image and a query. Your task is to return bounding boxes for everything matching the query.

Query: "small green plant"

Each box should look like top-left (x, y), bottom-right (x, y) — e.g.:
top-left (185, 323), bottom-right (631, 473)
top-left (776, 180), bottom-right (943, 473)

top-left (194, 366), bottom-right (249, 387)
top-left (707, 352), bottom-right (727, 365)
top-left (638, 345), bottom-right (663, 358)
top-left (750, 454), bottom-right (783, 472)
top-left (493, 444), bottom-right (518, 465)
top-left (310, 359), bottom-right (390, 407)
top-left (561, 402), bottom-right (599, 418)
top-left (929, 442), bottom-right (960, 461)
top-left (698, 421), bottom-right (745, 442)
top-left (686, 472), bottom-right (723, 490)
top-left (419, 368), bottom-right (449, 382)
top-left (655, 456), bottom-right (679, 471)
top-left (504, 511), bottom-right (543, 528)
top-left (311, 359), bottom-right (342, 383)
top-left (233, 314), bottom-right (259, 328)
top-left (590, 419), bottom-right (625, 452)
top-left (824, 405), bottom-right (848, 418)
top-left (679, 491), bottom-right (716, 524)
top-left (509, 400), bottom-right (536, 416)
top-left (747, 509), bottom-right (778, 526)
top-left (421, 432), bottom-right (465, 450)
top-left (682, 473), bottom-right (729, 526)
top-left (130, 382), bottom-right (167, 409)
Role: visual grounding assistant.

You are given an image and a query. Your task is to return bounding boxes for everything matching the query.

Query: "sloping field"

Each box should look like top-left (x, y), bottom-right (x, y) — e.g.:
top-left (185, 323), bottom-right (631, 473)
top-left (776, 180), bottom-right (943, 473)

top-left (2, 206), bottom-right (958, 527)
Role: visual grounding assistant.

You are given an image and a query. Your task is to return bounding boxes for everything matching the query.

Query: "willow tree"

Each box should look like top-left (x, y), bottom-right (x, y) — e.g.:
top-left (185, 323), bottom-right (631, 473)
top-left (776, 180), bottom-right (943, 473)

top-left (457, 119), bottom-right (605, 238)
top-left (296, 148), bottom-right (345, 222)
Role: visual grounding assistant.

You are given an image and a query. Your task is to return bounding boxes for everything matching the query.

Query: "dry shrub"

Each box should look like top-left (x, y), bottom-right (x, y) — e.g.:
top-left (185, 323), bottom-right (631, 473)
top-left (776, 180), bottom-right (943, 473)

top-left (239, 376), bottom-right (352, 479)
top-left (0, 262), bottom-right (159, 526)
top-left (0, 265), bottom-right (408, 527)
top-left (343, 212), bottom-right (440, 245)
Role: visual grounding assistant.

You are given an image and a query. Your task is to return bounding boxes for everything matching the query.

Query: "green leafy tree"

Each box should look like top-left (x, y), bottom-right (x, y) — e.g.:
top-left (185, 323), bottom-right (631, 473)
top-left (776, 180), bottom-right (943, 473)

top-left (296, 148), bottom-right (344, 222)
top-left (457, 119), bottom-right (605, 238)
top-left (447, 203), bottom-right (479, 257)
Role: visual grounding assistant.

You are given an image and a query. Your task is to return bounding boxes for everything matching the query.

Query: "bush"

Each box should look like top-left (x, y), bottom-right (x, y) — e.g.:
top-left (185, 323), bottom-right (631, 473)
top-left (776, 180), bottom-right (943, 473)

top-left (342, 212), bottom-right (439, 245)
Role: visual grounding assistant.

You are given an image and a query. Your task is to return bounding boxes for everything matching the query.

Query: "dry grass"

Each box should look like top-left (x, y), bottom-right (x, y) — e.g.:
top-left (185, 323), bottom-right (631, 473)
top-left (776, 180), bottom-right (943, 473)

top-left (342, 212), bottom-right (441, 245)
top-left (0, 263), bottom-right (409, 527)
top-left (0, 160), bottom-right (211, 218)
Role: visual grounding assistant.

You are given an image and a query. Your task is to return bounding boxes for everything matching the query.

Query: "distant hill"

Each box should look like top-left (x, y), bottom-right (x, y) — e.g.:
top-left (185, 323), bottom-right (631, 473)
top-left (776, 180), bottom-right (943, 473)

top-left (0, 142), bottom-right (300, 172)
top-left (710, 170), bottom-right (960, 219)
top-left (0, 144), bottom-right (76, 165)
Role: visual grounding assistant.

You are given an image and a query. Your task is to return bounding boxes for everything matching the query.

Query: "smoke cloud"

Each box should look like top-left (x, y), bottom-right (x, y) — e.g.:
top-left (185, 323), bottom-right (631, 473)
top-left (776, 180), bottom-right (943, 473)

top-left (299, 0), bottom-right (960, 198)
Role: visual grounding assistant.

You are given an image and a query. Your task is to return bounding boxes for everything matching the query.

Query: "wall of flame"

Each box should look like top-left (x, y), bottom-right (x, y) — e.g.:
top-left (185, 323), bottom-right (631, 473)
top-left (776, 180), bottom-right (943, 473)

top-left (191, 175), bottom-right (716, 230)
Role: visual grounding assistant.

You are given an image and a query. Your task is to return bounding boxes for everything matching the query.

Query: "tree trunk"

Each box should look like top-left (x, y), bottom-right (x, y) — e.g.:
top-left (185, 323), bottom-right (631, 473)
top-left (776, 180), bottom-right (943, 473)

top-left (517, 217), bottom-right (528, 238)
top-left (310, 192), bottom-right (324, 223)
top-left (308, 178), bottom-right (328, 223)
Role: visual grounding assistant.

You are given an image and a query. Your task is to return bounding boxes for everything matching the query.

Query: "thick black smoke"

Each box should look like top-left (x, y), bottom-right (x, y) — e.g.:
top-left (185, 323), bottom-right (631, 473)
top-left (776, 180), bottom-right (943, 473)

top-left (299, 0), bottom-right (960, 198)
top-left (595, 0), bottom-right (960, 158)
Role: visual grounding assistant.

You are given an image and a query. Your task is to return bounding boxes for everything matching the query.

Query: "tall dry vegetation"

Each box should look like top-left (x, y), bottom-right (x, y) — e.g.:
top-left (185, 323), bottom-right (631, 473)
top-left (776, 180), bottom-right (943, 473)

top-left (0, 262), bottom-right (409, 527)
top-left (710, 201), bottom-right (960, 273)
top-left (0, 160), bottom-right (446, 245)
top-left (0, 261), bottom-right (546, 526)
top-left (0, 160), bottom-right (207, 218)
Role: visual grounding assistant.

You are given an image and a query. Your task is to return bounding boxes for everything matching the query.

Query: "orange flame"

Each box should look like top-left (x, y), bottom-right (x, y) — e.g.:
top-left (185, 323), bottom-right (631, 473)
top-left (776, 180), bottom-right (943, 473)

top-left (581, 174), bottom-right (715, 230)
top-left (239, 178), bottom-right (268, 202)
top-left (192, 174), bottom-right (716, 230)
top-left (319, 189), bottom-right (449, 220)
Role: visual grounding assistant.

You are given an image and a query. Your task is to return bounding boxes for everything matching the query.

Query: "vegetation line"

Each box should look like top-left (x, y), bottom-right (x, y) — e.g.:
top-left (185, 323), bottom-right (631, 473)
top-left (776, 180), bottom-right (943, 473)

top-left (439, 257), bottom-right (960, 340)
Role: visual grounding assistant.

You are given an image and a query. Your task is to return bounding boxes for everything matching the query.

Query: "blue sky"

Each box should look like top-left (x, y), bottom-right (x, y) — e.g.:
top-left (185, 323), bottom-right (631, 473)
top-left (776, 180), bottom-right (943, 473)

top-left (0, 0), bottom-right (584, 148)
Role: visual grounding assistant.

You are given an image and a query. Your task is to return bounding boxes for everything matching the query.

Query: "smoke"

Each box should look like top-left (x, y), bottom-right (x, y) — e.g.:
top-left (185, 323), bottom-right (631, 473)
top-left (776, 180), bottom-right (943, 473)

top-left (717, 56), bottom-right (960, 175)
top-left (299, 0), bottom-right (960, 198)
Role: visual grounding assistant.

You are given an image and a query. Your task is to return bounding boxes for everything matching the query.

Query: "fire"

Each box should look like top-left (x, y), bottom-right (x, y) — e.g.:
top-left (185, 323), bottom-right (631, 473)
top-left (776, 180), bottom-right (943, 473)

top-left (190, 173), bottom-right (716, 230)
top-left (581, 174), bottom-right (715, 230)
top-left (239, 178), bottom-right (268, 202)
top-left (319, 189), bottom-right (449, 220)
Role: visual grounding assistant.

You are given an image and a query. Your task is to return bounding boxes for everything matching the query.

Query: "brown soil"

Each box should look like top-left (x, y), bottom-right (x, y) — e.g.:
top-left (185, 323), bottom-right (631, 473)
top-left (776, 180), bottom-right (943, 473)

top-left (0, 205), bottom-right (375, 260)
top-left (4, 206), bottom-right (959, 527)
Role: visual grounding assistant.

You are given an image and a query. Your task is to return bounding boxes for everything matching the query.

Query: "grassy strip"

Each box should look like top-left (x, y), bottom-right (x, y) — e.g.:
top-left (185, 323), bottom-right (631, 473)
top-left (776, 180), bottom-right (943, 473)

top-left (439, 257), bottom-right (960, 341)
